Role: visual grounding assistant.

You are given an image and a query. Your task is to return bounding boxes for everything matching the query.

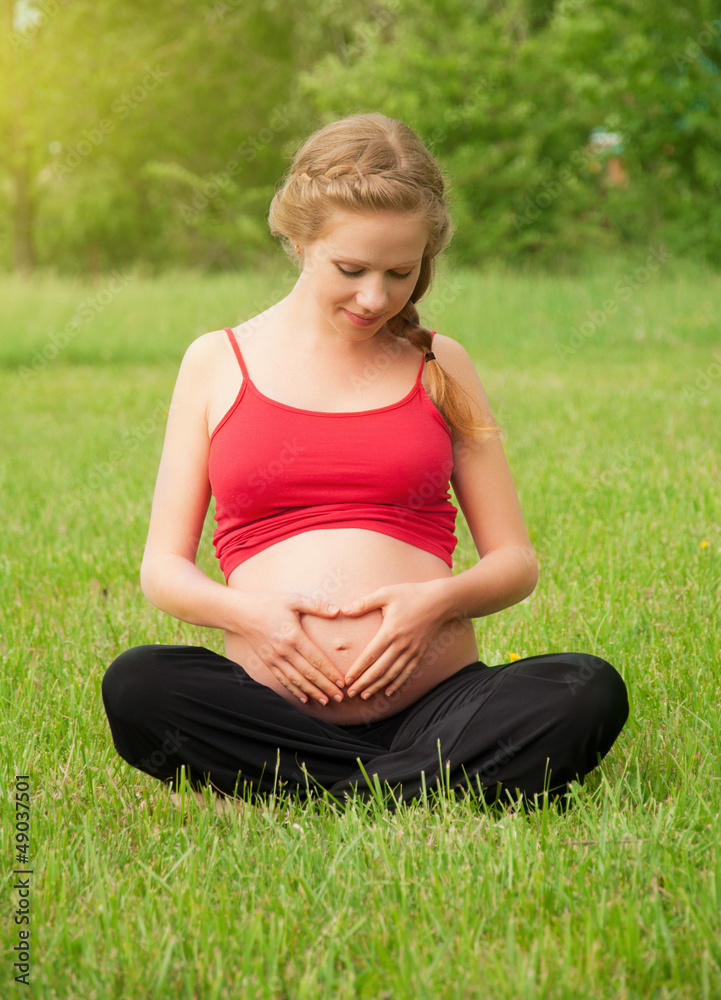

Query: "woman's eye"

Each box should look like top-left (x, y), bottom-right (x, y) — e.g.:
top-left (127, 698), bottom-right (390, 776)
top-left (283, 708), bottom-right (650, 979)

top-left (336, 266), bottom-right (413, 279)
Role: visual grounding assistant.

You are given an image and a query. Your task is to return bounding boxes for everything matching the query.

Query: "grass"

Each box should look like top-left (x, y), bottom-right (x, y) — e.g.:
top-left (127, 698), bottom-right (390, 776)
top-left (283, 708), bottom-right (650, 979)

top-left (1, 259), bottom-right (720, 999)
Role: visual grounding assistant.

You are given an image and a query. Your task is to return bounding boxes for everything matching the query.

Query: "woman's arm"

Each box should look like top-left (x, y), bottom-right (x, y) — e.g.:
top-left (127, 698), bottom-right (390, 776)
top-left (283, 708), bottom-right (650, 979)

top-left (140, 334), bottom-right (232, 626)
top-left (341, 334), bottom-right (538, 697)
top-left (428, 334), bottom-right (539, 621)
top-left (139, 333), bottom-right (346, 705)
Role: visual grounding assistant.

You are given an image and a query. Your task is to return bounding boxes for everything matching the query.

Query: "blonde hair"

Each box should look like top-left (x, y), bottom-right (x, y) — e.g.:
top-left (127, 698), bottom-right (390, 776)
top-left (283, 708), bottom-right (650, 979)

top-left (268, 113), bottom-right (497, 439)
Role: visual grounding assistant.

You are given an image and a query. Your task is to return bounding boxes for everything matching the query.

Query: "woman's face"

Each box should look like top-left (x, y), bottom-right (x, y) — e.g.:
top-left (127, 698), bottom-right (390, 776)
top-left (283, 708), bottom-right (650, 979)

top-left (299, 209), bottom-right (428, 341)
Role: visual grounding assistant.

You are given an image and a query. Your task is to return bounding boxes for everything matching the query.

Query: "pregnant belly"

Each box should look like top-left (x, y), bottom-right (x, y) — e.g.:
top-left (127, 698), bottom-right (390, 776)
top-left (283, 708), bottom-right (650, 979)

top-left (224, 529), bottom-right (479, 725)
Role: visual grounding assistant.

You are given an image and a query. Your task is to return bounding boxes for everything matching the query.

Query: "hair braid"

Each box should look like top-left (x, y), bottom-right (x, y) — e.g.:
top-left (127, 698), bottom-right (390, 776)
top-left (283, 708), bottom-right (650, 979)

top-left (386, 289), bottom-right (497, 439)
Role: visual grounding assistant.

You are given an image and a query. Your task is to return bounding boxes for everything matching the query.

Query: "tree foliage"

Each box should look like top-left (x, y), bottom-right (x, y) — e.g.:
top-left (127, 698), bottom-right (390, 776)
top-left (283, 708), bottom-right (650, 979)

top-left (0, 0), bottom-right (719, 272)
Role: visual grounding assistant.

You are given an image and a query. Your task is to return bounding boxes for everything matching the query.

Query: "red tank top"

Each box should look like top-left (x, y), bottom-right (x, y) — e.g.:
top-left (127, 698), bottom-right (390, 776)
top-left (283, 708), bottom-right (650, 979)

top-left (209, 328), bottom-right (458, 580)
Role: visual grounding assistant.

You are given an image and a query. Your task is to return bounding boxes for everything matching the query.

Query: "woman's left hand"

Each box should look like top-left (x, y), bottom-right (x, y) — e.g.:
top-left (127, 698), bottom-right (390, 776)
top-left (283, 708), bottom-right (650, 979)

top-left (340, 580), bottom-right (452, 699)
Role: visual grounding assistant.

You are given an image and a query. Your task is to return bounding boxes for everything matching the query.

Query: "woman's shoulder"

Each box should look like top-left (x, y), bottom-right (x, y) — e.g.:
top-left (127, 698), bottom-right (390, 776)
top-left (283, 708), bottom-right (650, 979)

top-left (182, 310), bottom-right (276, 367)
top-left (177, 310), bottom-right (278, 388)
top-left (430, 332), bottom-right (484, 388)
top-left (180, 328), bottom-right (232, 368)
top-left (169, 329), bottom-right (239, 416)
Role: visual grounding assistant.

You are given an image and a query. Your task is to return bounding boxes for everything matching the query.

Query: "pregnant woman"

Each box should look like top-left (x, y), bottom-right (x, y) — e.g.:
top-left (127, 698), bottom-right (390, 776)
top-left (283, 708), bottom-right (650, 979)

top-left (102, 113), bottom-right (628, 806)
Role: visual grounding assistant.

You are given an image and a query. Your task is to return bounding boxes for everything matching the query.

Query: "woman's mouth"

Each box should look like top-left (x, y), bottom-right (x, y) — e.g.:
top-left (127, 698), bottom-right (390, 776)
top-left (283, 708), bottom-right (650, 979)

top-left (342, 309), bottom-right (383, 328)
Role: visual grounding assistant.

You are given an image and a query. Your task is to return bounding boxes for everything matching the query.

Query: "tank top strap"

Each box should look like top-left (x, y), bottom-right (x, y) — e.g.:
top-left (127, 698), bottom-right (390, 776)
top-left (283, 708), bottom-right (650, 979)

top-left (416, 330), bottom-right (437, 382)
top-left (224, 327), bottom-right (250, 380)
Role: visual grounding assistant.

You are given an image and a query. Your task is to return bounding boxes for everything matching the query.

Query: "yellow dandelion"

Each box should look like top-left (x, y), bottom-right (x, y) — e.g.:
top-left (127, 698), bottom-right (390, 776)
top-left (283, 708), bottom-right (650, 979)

top-left (508, 652), bottom-right (522, 662)
top-left (701, 540), bottom-right (709, 548)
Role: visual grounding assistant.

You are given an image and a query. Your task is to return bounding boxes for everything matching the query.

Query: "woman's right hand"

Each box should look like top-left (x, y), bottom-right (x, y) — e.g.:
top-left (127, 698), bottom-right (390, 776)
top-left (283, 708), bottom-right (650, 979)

top-left (233, 591), bottom-right (346, 705)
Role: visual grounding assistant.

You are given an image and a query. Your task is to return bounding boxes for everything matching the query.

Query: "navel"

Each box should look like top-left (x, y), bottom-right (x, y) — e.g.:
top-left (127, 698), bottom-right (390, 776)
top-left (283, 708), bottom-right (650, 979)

top-left (334, 639), bottom-right (350, 651)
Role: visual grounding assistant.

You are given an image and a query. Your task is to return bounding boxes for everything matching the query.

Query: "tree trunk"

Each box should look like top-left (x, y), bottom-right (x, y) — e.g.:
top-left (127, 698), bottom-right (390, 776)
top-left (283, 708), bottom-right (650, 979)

top-left (13, 158), bottom-right (36, 272)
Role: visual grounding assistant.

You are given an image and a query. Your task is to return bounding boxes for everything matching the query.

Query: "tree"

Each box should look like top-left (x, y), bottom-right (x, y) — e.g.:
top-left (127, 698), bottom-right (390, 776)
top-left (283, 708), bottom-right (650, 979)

top-left (2, 0), bottom-right (718, 271)
top-left (0, 0), bottom-right (308, 271)
top-left (299, 0), bottom-right (721, 266)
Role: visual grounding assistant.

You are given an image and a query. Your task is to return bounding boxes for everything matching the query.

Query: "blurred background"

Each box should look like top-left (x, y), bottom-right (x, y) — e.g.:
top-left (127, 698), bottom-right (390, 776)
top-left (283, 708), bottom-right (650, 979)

top-left (1, 0), bottom-right (719, 277)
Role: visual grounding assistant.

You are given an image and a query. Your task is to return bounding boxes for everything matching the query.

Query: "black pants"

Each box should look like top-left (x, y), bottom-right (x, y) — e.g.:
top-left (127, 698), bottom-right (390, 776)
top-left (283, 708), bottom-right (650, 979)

top-left (101, 646), bottom-right (629, 805)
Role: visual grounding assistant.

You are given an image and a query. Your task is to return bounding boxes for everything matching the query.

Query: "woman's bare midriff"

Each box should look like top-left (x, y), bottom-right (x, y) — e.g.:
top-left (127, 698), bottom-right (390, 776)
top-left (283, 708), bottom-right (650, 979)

top-left (225, 528), bottom-right (479, 725)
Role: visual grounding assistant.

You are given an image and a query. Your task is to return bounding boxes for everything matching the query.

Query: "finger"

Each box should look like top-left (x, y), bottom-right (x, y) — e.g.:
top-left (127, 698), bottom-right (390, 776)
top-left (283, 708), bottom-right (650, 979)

top-left (344, 634), bottom-right (398, 689)
top-left (255, 630), bottom-right (337, 705)
top-left (270, 620), bottom-right (346, 692)
top-left (294, 636), bottom-right (346, 691)
top-left (267, 664), bottom-right (317, 705)
top-left (279, 658), bottom-right (336, 705)
top-left (283, 657), bottom-right (345, 705)
top-left (260, 639), bottom-right (335, 702)
top-left (344, 648), bottom-right (381, 691)
top-left (292, 595), bottom-right (341, 618)
top-left (347, 646), bottom-right (407, 697)
top-left (340, 590), bottom-right (387, 617)
top-left (353, 654), bottom-right (414, 700)
top-left (288, 649), bottom-right (346, 703)
top-left (384, 658), bottom-right (421, 696)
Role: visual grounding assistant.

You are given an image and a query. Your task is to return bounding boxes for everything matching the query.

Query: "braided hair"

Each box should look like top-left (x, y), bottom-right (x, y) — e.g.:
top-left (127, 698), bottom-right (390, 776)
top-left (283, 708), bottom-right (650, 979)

top-left (268, 113), bottom-right (497, 439)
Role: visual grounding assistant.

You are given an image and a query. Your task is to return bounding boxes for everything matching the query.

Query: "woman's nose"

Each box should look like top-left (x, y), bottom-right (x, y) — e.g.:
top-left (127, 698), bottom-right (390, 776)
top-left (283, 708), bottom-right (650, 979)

top-left (355, 275), bottom-right (389, 314)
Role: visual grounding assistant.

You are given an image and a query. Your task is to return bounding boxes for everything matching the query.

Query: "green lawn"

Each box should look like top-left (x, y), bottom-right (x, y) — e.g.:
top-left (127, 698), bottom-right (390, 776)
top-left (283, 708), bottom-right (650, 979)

top-left (1, 261), bottom-right (719, 999)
